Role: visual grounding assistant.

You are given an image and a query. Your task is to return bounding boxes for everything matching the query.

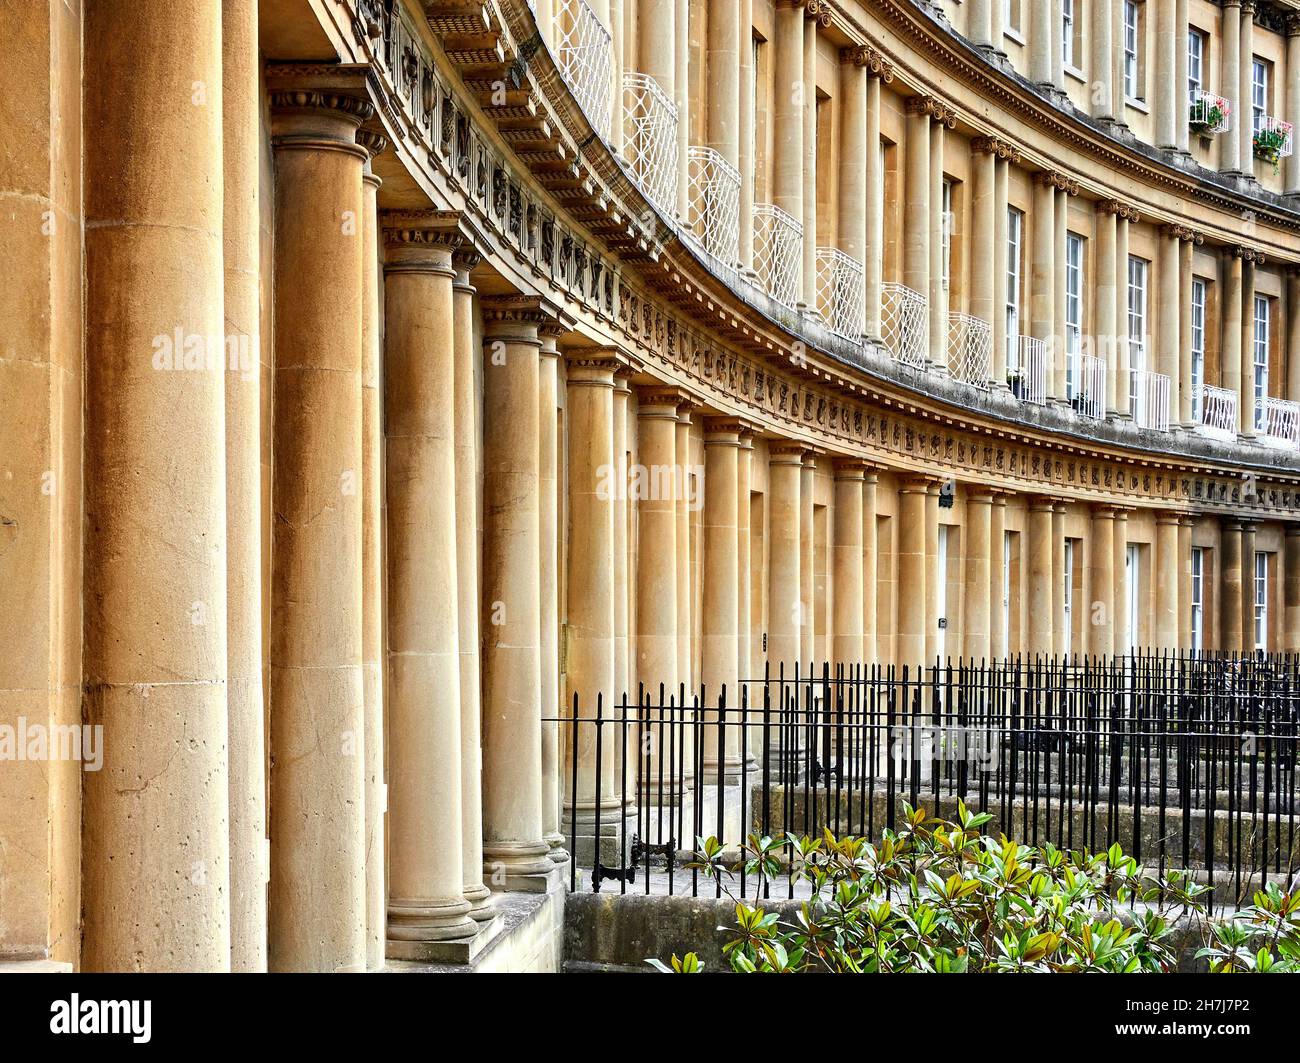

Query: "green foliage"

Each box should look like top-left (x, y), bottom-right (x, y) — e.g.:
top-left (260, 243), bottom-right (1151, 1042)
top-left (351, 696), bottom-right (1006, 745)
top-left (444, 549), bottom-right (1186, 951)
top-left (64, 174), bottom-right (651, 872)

top-left (1253, 126), bottom-right (1289, 171)
top-left (1196, 882), bottom-right (1300, 973)
top-left (650, 802), bottom-right (1231, 975)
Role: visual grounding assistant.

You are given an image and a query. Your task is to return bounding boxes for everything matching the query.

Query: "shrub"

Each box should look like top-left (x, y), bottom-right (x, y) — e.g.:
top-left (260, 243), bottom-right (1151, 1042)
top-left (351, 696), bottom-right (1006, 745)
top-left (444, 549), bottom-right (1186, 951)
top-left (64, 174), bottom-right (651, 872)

top-left (650, 802), bottom-right (1231, 974)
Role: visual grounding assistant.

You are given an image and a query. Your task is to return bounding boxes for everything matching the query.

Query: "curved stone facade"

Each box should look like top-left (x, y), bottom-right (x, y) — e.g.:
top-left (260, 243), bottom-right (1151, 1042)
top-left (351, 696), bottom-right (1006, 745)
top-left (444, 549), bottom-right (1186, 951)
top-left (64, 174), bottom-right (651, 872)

top-left (3, 0), bottom-right (1300, 971)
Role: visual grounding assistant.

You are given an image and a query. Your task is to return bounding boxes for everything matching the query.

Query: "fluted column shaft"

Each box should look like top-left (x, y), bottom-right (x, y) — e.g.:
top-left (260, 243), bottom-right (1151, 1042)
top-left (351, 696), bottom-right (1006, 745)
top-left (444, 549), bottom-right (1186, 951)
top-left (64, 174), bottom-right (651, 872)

top-left (382, 223), bottom-right (475, 956)
top-left (1155, 0), bottom-right (1179, 149)
top-left (480, 299), bottom-right (555, 890)
top-left (1176, 0), bottom-right (1191, 153)
top-left (904, 100), bottom-right (931, 312)
top-left (774, 3), bottom-right (804, 302)
top-left (266, 90), bottom-right (371, 973)
top-left (638, 0), bottom-right (675, 99)
top-left (1223, 1), bottom-right (1243, 173)
top-left (636, 392), bottom-right (680, 696)
top-left (768, 444), bottom-right (803, 675)
top-left (1154, 513), bottom-right (1181, 650)
top-left (970, 0), bottom-right (993, 46)
top-left (964, 492), bottom-right (994, 663)
top-left (832, 462), bottom-right (866, 670)
top-left (82, 0), bottom-right (231, 972)
top-left (707, 0), bottom-right (741, 174)
top-left (1031, 0), bottom-right (1054, 85)
top-left (897, 480), bottom-right (928, 667)
top-left (1089, 508), bottom-right (1116, 657)
top-left (1224, 251), bottom-right (1245, 432)
top-left (702, 420), bottom-right (742, 782)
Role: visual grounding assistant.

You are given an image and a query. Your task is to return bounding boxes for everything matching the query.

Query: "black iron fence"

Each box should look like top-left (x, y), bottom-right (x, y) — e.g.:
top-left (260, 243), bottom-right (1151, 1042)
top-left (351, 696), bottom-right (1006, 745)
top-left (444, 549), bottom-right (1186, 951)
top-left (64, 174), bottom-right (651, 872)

top-left (556, 653), bottom-right (1300, 902)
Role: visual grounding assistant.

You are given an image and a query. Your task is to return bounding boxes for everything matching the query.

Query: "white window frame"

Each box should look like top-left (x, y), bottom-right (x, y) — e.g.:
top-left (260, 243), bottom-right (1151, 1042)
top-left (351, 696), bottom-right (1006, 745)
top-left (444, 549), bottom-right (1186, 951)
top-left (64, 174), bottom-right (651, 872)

top-left (1128, 256), bottom-right (1148, 409)
top-left (1006, 207), bottom-right (1023, 370)
top-left (1254, 551), bottom-right (1268, 651)
top-left (1063, 540), bottom-right (1074, 656)
top-left (1062, 0), bottom-right (1076, 71)
top-left (1065, 232), bottom-right (1084, 399)
top-left (942, 179), bottom-right (954, 292)
top-left (1123, 1), bottom-right (1141, 101)
top-left (1190, 278), bottom-right (1206, 422)
top-left (1254, 294), bottom-right (1269, 433)
top-left (1253, 58), bottom-right (1269, 136)
top-left (1003, 531), bottom-right (1012, 657)
top-left (1190, 546), bottom-right (1204, 653)
top-left (1126, 544), bottom-right (1141, 653)
top-left (1187, 29), bottom-right (1204, 103)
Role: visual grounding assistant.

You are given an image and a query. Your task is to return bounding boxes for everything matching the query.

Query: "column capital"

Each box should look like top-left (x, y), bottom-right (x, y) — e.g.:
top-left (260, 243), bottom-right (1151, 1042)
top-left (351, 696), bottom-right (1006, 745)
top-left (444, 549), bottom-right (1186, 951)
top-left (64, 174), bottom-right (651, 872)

top-left (1287, 14), bottom-right (1300, 37)
top-left (1155, 509), bottom-right (1189, 526)
top-left (832, 457), bottom-right (870, 480)
top-left (1034, 170), bottom-right (1081, 195)
top-left (703, 416), bottom-right (747, 444)
top-left (381, 210), bottom-right (470, 274)
top-left (966, 486), bottom-right (999, 504)
top-left (1161, 223), bottom-right (1204, 245)
top-left (1230, 245), bottom-right (1267, 264)
top-left (899, 473), bottom-right (944, 493)
top-left (803, 0), bottom-right (832, 26)
top-left (1242, 0), bottom-right (1258, 17)
top-left (481, 294), bottom-right (561, 343)
top-left (972, 135), bottom-right (1022, 162)
top-left (905, 94), bottom-right (958, 128)
top-left (1098, 199), bottom-right (1141, 222)
top-left (637, 384), bottom-right (691, 411)
top-left (1090, 503), bottom-right (1120, 520)
top-left (844, 44), bottom-right (895, 82)
top-left (356, 128), bottom-right (388, 161)
top-left (768, 440), bottom-right (807, 464)
top-left (1029, 494), bottom-right (1061, 512)
top-left (563, 347), bottom-right (623, 386)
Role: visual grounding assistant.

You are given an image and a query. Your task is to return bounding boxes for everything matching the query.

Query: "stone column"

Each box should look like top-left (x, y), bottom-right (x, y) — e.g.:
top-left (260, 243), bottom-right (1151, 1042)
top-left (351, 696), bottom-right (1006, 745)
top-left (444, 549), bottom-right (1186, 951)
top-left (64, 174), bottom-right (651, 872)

top-left (702, 418), bottom-right (743, 783)
top-left (676, 0), bottom-right (690, 216)
top-left (223, 0), bottom-right (266, 974)
top-left (456, 251), bottom-right (506, 900)
top-left (970, 0), bottom-right (993, 47)
top-left (1032, 174), bottom-right (1056, 376)
top-left (832, 461), bottom-right (866, 670)
top-left (639, 0), bottom-right (675, 99)
top-left (1155, 0), bottom-right (1179, 149)
top-left (1052, 503), bottom-right (1067, 655)
top-left (925, 483), bottom-right (942, 663)
top-left (1288, 269), bottom-right (1300, 403)
top-left (564, 352), bottom-right (623, 856)
top-left (1096, 203), bottom-right (1119, 415)
top-left (774, 1), bottom-right (804, 302)
top-left (1241, 254), bottom-right (1258, 439)
top-left (1114, 213), bottom-right (1131, 417)
top-left (1178, 516), bottom-right (1194, 650)
top-left (1090, 507), bottom-right (1116, 657)
top-left (1288, 18), bottom-right (1300, 195)
top-left (1112, 0), bottom-right (1128, 125)
top-left (676, 403), bottom-right (695, 690)
top-left (768, 443), bottom-right (804, 675)
top-left (1090, 0), bottom-right (1114, 120)
top-left (82, 0), bottom-right (231, 972)
top-left (839, 53), bottom-right (866, 293)
top-left (1027, 498), bottom-right (1055, 656)
top-left (1049, 0), bottom-right (1064, 90)
top-left (1224, 249), bottom-right (1245, 432)
top-left (480, 296), bottom-right (558, 891)
top-left (904, 97), bottom-right (932, 317)
top-left (739, 0), bottom-right (756, 273)
top-left (1222, 520), bottom-right (1245, 652)
top-left (707, 0), bottom-right (742, 179)
top-left (1053, 187), bottom-right (1069, 402)
top-left (738, 431), bottom-right (754, 687)
top-left (802, 5), bottom-right (819, 310)
top-left (358, 135), bottom-right (386, 969)
top-left (535, 0), bottom-right (555, 42)
top-left (897, 478), bottom-right (929, 668)
top-left (1157, 228), bottom-right (1181, 428)
top-left (800, 451), bottom-right (817, 666)
top-left (864, 63), bottom-right (887, 340)
top-left (1241, 521), bottom-right (1259, 651)
top-left (381, 216), bottom-right (476, 960)
top-left (993, 158), bottom-right (1011, 388)
top-left (1031, 0), bottom-right (1054, 85)
top-left (929, 116), bottom-right (947, 372)
top-left (1222, 1), bottom-right (1243, 173)
top-left (1176, 0), bottom-right (1191, 154)
top-left (971, 141), bottom-right (998, 383)
top-left (1178, 232), bottom-right (1196, 427)
top-left (1154, 512), bottom-right (1181, 650)
top-left (636, 391), bottom-right (681, 697)
top-left (614, 374), bottom-right (632, 703)
top-left (266, 87), bottom-right (372, 973)
top-left (1113, 509), bottom-right (1131, 653)
top-left (1285, 526), bottom-right (1300, 652)
top-left (610, 0), bottom-right (625, 150)
top-left (863, 470), bottom-right (880, 666)
top-left (990, 0), bottom-right (1005, 50)
top-left (964, 491), bottom-right (994, 663)
top-left (1241, 2), bottom-right (1257, 180)
top-left (990, 494), bottom-right (1008, 658)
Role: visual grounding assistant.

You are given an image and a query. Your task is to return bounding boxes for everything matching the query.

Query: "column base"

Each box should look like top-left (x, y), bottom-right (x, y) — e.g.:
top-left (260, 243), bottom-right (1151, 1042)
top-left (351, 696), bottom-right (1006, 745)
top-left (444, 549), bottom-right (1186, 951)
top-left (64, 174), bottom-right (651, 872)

top-left (482, 841), bottom-right (561, 893)
top-left (386, 895), bottom-right (478, 955)
top-left (464, 881), bottom-right (496, 922)
top-left (386, 911), bottom-right (504, 965)
top-left (563, 805), bottom-right (639, 868)
top-left (544, 830), bottom-right (571, 865)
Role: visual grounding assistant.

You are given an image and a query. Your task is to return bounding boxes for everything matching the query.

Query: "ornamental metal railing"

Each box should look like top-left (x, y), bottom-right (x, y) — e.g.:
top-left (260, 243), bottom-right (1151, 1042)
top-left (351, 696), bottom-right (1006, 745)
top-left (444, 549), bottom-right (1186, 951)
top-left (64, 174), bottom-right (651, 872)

top-left (684, 146), bottom-right (741, 266)
top-left (553, 0), bottom-right (614, 140)
top-left (1255, 114), bottom-right (1295, 162)
top-left (1074, 353), bottom-right (1106, 420)
top-left (753, 203), bottom-right (803, 310)
top-left (880, 282), bottom-right (928, 368)
top-left (947, 312), bottom-right (992, 389)
top-left (1188, 89), bottom-right (1232, 135)
top-left (815, 247), bottom-right (866, 341)
top-left (1132, 369), bottom-right (1172, 432)
top-left (1262, 396), bottom-right (1300, 449)
top-left (1198, 384), bottom-right (1238, 441)
top-left (623, 72), bottom-right (679, 218)
top-left (1009, 335), bottom-right (1048, 405)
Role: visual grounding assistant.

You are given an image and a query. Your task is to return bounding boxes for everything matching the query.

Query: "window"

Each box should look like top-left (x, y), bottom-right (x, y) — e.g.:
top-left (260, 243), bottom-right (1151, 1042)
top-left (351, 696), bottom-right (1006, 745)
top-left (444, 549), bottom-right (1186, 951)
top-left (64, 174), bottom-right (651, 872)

top-left (1062, 0), bottom-right (1079, 70)
top-left (1006, 208), bottom-right (1023, 369)
top-left (1190, 279), bottom-right (1206, 422)
top-left (1004, 0), bottom-right (1021, 34)
top-left (1190, 547), bottom-right (1204, 653)
top-left (1253, 59), bottom-right (1269, 135)
top-left (1065, 233), bottom-right (1084, 399)
top-left (1123, 1), bottom-right (1142, 101)
top-left (942, 180), bottom-right (954, 292)
top-left (1254, 295), bottom-right (1270, 432)
top-left (1254, 551), bottom-right (1268, 651)
top-left (1128, 256), bottom-right (1148, 408)
top-left (1062, 540), bottom-right (1074, 656)
top-left (1188, 29), bottom-right (1205, 102)
top-left (1126, 544), bottom-right (1141, 653)
top-left (1003, 531), bottom-right (1013, 656)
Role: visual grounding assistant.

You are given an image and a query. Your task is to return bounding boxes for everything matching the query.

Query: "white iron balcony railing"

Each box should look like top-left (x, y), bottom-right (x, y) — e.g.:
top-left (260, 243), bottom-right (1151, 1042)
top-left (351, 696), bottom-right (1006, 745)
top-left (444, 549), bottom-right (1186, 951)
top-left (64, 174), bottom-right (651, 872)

top-left (684, 146), bottom-right (741, 266)
top-left (1197, 384), bottom-right (1238, 441)
top-left (753, 203), bottom-right (803, 310)
top-left (1261, 396), bottom-right (1300, 449)
top-left (1008, 336), bottom-right (1049, 405)
top-left (815, 247), bottom-right (866, 341)
top-left (881, 282), bottom-right (928, 368)
top-left (1189, 89), bottom-right (1232, 135)
top-left (1073, 354), bottom-right (1107, 420)
top-left (623, 72), bottom-right (679, 218)
top-left (1254, 115), bottom-right (1295, 164)
top-left (554, 0), bottom-right (614, 140)
top-left (947, 312), bottom-right (992, 388)
top-left (1131, 369), bottom-right (1171, 432)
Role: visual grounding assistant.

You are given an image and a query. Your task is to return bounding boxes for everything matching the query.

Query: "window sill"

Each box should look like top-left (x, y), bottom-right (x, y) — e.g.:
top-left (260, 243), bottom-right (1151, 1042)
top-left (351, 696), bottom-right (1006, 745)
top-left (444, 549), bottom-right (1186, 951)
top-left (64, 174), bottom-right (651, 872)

top-left (1003, 27), bottom-right (1025, 46)
top-left (1125, 96), bottom-right (1150, 115)
top-left (1064, 65), bottom-right (1087, 85)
